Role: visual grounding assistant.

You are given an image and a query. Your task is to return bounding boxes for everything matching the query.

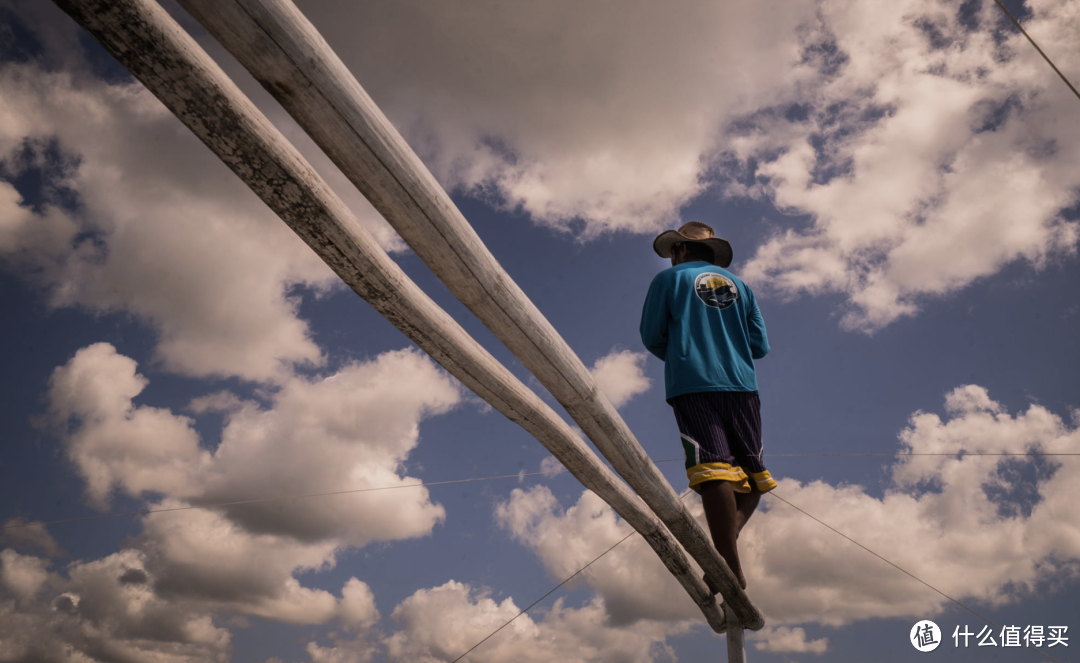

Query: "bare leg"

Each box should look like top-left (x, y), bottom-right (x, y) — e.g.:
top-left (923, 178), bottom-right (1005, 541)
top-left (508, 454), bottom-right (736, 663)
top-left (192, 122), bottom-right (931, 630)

top-left (698, 480), bottom-right (746, 592)
top-left (734, 483), bottom-right (763, 537)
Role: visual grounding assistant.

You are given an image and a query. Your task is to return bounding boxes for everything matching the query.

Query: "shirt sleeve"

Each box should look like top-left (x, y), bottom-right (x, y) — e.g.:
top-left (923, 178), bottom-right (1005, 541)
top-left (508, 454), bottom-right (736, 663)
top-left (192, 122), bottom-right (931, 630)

top-left (640, 273), bottom-right (670, 360)
top-left (746, 287), bottom-right (770, 360)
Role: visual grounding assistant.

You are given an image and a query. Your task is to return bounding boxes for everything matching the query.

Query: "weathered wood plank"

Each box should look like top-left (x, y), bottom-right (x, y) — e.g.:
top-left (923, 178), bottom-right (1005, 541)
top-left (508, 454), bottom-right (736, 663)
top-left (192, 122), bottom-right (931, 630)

top-left (174, 0), bottom-right (764, 630)
top-left (51, 0), bottom-right (730, 634)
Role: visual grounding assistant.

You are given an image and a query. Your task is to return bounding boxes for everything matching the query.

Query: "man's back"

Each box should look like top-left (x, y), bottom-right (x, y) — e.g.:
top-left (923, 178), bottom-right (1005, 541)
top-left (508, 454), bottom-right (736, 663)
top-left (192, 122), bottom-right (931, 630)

top-left (640, 260), bottom-right (769, 401)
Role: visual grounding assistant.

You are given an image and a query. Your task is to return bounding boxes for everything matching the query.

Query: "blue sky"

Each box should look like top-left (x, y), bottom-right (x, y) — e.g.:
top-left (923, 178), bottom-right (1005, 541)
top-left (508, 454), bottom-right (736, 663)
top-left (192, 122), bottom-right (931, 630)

top-left (1, 0), bottom-right (1078, 661)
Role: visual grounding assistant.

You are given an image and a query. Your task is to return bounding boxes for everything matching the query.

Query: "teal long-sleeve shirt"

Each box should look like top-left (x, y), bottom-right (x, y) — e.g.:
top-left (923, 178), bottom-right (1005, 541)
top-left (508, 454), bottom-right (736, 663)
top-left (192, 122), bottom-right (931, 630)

top-left (639, 261), bottom-right (769, 401)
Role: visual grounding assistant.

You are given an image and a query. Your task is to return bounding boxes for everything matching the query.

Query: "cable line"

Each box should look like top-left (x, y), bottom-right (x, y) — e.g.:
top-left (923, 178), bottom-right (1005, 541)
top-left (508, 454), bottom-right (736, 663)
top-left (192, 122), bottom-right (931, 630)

top-left (449, 489), bottom-right (693, 663)
top-left (760, 455), bottom-right (1080, 459)
top-left (3, 453), bottom-right (1071, 531)
top-left (0, 468), bottom-right (570, 531)
top-left (451, 530), bottom-right (637, 663)
top-left (5, 449), bottom-right (1071, 659)
top-left (992, 0), bottom-right (1080, 103)
top-left (451, 486), bottom-right (1071, 663)
top-left (768, 491), bottom-right (1063, 663)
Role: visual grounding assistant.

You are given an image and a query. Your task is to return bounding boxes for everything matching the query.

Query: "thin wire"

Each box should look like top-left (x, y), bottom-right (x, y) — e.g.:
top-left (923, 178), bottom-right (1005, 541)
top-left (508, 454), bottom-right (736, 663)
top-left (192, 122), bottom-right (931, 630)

top-left (768, 491), bottom-right (1063, 663)
top-left (760, 455), bottom-right (1080, 459)
top-left (992, 0), bottom-right (1080, 103)
top-left (450, 529), bottom-right (637, 663)
top-left (0, 469), bottom-right (569, 531)
top-left (449, 489), bottom-right (694, 663)
top-left (4, 453), bottom-right (1073, 531)
top-left (7, 452), bottom-right (1071, 658)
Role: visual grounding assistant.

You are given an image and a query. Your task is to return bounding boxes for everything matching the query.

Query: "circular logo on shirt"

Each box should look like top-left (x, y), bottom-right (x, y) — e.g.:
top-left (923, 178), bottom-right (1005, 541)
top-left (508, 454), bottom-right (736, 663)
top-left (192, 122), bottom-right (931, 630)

top-left (694, 272), bottom-right (738, 309)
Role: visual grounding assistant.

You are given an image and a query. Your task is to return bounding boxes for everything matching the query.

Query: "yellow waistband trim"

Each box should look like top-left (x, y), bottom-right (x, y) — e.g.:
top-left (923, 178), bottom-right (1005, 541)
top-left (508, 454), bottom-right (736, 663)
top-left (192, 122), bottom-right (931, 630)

top-left (686, 462), bottom-right (746, 480)
top-left (748, 469), bottom-right (778, 493)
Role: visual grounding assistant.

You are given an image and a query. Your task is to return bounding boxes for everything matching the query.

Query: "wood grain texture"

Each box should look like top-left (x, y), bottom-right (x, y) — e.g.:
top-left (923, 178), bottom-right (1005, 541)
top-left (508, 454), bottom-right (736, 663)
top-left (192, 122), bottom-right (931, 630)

top-left (173, 0), bottom-right (764, 631)
top-left (50, 0), bottom-right (732, 635)
top-left (725, 603), bottom-right (748, 663)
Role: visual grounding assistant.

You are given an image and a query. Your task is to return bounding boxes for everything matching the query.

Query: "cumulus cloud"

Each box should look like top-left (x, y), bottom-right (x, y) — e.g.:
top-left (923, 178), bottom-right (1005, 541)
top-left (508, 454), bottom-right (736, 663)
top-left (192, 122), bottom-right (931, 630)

top-left (731, 0), bottom-right (1080, 330)
top-left (0, 547), bottom-right (233, 662)
top-left (292, 0), bottom-right (1079, 331)
top-left (538, 455), bottom-right (567, 475)
top-left (136, 504), bottom-right (345, 625)
top-left (1, 520), bottom-right (383, 661)
top-left (747, 385), bottom-right (1080, 626)
top-left (752, 625), bottom-right (828, 654)
top-left (495, 485), bottom-right (702, 626)
top-left (0, 344), bottom-right (462, 660)
top-left (589, 349), bottom-right (652, 408)
top-left (47, 344), bottom-right (458, 543)
top-left (47, 343), bottom-right (211, 509)
top-left (0, 519), bottom-right (65, 557)
top-left (0, 549), bottom-right (50, 601)
top-left (383, 580), bottom-right (681, 663)
top-left (0, 61), bottom-right (328, 382)
top-left (495, 385), bottom-right (1080, 631)
top-left (0, 5), bottom-right (404, 383)
top-left (297, 0), bottom-right (816, 237)
top-left (191, 347), bottom-right (459, 545)
top-left (307, 635), bottom-right (379, 663)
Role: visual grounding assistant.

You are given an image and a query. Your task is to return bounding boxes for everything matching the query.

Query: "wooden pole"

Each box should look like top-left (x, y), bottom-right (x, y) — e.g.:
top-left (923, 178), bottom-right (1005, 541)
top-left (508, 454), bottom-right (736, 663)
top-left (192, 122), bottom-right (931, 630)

top-left (50, 0), bottom-right (731, 635)
top-left (725, 602), bottom-right (748, 663)
top-left (173, 0), bottom-right (764, 630)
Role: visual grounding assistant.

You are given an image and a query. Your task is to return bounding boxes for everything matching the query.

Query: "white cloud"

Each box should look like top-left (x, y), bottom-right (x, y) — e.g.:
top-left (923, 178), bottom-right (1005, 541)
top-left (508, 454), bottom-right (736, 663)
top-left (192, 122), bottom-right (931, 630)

top-left (495, 386), bottom-right (1080, 631)
top-left (297, 0), bottom-right (817, 237)
top-left (538, 455), bottom-right (566, 475)
top-left (0, 343), bottom-right (462, 659)
top-left (193, 347), bottom-right (459, 545)
top-left (382, 580), bottom-right (681, 663)
top-left (733, 0), bottom-right (1080, 330)
top-left (752, 625), bottom-right (828, 654)
top-left (0, 516), bottom-right (381, 661)
top-left (295, 0), bottom-right (1080, 330)
top-left (0, 5), bottom-right (407, 383)
top-left (0, 549), bottom-right (50, 601)
top-left (0, 547), bottom-right (234, 663)
top-left (737, 384), bottom-right (1080, 625)
top-left (339, 577), bottom-right (380, 631)
top-left (47, 343), bottom-right (211, 509)
top-left (495, 485), bottom-right (702, 626)
top-left (0, 59), bottom-right (336, 382)
top-left (589, 349), bottom-right (652, 408)
top-left (47, 344), bottom-right (459, 544)
top-left (136, 503), bottom-right (343, 625)
top-left (0, 519), bottom-right (65, 558)
top-left (307, 635), bottom-right (378, 663)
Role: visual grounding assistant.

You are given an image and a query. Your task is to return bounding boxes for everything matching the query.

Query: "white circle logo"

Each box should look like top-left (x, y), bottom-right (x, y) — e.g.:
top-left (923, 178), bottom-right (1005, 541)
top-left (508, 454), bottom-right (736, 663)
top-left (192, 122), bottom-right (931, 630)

top-left (693, 272), bottom-right (738, 309)
top-left (910, 620), bottom-right (941, 652)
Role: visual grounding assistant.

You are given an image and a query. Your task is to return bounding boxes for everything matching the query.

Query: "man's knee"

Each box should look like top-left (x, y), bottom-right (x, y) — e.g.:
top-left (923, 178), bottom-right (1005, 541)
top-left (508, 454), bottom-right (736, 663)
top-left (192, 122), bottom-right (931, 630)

top-left (698, 479), bottom-right (735, 496)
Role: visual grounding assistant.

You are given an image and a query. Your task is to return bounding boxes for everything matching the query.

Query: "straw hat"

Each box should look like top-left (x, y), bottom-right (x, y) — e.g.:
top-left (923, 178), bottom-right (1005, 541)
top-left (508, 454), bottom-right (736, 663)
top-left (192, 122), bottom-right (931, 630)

top-left (652, 221), bottom-right (733, 268)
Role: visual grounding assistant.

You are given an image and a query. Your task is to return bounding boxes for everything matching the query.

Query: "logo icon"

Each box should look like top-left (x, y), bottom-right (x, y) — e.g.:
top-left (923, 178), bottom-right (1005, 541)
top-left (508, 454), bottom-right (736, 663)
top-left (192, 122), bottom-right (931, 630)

top-left (911, 620), bottom-right (941, 652)
top-left (694, 272), bottom-right (738, 309)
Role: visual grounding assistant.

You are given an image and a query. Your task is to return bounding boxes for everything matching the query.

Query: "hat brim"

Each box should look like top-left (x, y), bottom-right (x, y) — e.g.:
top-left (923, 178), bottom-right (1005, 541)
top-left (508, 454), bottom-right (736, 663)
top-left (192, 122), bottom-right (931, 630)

top-left (653, 230), bottom-right (733, 268)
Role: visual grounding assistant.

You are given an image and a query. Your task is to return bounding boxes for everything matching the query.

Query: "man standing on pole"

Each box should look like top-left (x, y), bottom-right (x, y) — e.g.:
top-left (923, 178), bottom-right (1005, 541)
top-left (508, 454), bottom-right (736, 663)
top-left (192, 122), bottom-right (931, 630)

top-left (640, 221), bottom-right (776, 591)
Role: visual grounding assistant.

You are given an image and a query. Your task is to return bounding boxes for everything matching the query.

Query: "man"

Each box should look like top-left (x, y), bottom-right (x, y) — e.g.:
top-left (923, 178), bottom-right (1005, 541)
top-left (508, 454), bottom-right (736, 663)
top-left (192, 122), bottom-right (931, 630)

top-left (640, 221), bottom-right (775, 592)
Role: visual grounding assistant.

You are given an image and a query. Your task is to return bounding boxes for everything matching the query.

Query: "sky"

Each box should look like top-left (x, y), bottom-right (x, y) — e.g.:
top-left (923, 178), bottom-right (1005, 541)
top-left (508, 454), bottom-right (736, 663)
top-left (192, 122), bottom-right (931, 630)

top-left (1, 0), bottom-right (1078, 661)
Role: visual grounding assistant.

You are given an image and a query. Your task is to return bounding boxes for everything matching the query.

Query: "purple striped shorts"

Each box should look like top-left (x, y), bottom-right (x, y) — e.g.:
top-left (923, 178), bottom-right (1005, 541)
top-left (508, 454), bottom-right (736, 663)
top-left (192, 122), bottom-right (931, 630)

top-left (670, 391), bottom-right (777, 494)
